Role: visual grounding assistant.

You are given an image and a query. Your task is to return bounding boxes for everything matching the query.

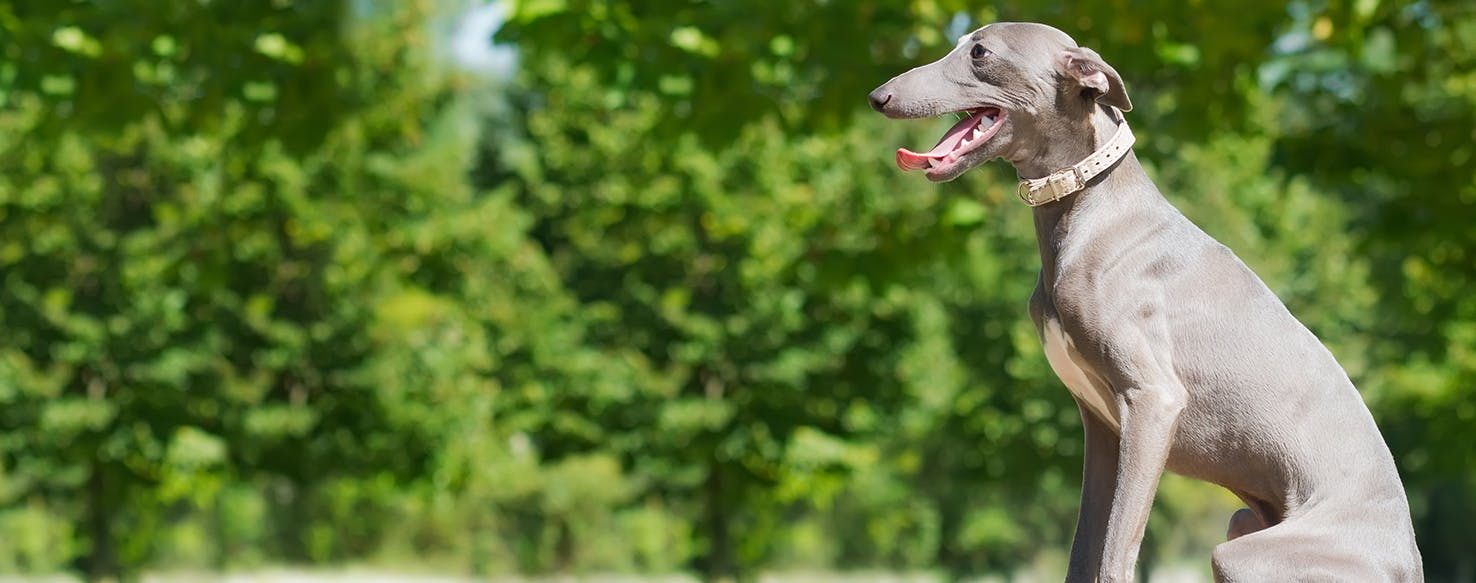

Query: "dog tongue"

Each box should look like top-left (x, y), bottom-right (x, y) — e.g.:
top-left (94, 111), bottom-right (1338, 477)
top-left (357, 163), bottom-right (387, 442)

top-left (896, 112), bottom-right (979, 171)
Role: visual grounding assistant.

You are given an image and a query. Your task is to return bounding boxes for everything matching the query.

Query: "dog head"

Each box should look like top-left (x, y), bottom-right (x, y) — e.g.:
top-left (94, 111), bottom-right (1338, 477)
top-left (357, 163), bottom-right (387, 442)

top-left (868, 22), bottom-right (1131, 182)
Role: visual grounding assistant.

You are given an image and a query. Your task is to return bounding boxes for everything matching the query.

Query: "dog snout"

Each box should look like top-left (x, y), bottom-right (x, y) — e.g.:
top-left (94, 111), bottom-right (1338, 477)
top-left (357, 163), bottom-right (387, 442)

top-left (867, 86), bottom-right (893, 112)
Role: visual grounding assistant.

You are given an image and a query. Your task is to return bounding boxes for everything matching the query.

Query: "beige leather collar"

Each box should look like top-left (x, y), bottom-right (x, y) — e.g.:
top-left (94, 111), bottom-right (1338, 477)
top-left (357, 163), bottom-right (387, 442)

top-left (1016, 122), bottom-right (1135, 207)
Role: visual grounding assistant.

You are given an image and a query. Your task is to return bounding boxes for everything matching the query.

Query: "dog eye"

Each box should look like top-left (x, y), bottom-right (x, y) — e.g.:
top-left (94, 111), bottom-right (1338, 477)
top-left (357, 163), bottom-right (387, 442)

top-left (970, 44), bottom-right (991, 59)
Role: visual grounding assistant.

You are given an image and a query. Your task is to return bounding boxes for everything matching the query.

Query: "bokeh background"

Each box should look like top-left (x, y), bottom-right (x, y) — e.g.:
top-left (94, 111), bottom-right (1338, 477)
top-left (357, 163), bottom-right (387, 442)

top-left (1, 0), bottom-right (1474, 581)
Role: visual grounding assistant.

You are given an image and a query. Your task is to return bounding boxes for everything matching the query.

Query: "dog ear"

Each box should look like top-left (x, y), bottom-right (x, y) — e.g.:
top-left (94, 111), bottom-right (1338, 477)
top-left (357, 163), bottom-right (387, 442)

top-left (1058, 46), bottom-right (1133, 112)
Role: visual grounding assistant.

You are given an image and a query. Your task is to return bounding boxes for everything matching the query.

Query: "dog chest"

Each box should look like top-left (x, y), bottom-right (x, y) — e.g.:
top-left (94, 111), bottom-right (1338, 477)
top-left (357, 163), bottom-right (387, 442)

top-left (1041, 319), bottom-right (1121, 432)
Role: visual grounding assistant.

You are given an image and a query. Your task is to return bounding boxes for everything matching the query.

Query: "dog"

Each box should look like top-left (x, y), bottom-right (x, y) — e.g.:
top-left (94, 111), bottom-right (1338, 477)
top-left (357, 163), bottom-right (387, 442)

top-left (868, 22), bottom-right (1423, 582)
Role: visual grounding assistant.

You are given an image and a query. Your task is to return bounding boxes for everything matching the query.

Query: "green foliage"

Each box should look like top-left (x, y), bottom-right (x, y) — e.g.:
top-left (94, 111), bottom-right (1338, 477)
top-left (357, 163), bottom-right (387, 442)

top-left (0, 0), bottom-right (357, 148)
top-left (499, 0), bottom-right (1289, 142)
top-left (2, 0), bottom-right (1475, 581)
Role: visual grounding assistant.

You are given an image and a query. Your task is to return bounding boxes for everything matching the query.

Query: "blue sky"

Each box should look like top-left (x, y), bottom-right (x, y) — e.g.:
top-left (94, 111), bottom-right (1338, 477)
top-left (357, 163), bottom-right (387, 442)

top-left (448, 1), bottom-right (517, 77)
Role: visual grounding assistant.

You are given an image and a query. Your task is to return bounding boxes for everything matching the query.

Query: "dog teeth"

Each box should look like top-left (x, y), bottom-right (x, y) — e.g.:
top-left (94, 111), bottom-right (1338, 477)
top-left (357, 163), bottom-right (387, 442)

top-left (970, 126), bottom-right (984, 139)
top-left (927, 159), bottom-right (939, 169)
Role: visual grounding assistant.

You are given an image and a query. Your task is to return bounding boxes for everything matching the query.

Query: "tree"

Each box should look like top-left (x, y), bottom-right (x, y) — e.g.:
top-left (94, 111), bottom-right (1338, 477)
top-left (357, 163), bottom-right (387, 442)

top-left (0, 0), bottom-right (491, 577)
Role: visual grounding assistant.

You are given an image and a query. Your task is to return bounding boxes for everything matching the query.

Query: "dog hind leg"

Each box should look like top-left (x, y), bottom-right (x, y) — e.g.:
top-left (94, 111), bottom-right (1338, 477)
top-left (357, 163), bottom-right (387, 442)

top-left (1225, 508), bottom-right (1265, 541)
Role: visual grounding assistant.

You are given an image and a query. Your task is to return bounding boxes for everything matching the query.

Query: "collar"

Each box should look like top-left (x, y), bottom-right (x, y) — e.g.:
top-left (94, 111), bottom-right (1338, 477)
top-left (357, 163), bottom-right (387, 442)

top-left (1016, 121), bottom-right (1135, 207)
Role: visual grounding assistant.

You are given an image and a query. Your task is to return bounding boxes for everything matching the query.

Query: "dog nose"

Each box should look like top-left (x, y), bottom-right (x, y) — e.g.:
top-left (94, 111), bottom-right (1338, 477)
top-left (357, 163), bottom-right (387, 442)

top-left (868, 87), bottom-right (893, 112)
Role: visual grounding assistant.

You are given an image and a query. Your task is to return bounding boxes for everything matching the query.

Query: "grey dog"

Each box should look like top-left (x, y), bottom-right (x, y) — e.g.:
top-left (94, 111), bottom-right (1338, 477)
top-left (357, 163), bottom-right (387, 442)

top-left (868, 22), bottom-right (1423, 582)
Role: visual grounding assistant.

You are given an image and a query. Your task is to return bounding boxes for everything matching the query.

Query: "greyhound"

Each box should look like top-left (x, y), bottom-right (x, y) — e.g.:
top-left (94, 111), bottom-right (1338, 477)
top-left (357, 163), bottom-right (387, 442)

top-left (868, 22), bottom-right (1423, 582)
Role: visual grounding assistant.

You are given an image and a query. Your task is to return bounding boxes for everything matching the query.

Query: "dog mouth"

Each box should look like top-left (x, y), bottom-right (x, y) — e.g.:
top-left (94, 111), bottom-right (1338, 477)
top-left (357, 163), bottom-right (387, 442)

top-left (895, 107), bottom-right (1004, 176)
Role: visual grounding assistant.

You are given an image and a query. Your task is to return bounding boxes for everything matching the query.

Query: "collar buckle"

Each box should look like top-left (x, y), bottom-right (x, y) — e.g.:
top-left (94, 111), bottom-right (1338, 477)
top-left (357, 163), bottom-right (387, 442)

top-left (1017, 165), bottom-right (1085, 206)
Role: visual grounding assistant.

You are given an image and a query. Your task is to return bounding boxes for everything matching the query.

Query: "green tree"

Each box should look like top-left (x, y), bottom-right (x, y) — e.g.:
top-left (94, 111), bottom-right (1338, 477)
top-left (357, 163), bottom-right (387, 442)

top-left (0, 0), bottom-right (498, 578)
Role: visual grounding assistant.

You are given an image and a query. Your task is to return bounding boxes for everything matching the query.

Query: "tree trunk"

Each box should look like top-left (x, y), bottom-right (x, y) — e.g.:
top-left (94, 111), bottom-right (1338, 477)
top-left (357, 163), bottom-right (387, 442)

top-left (703, 461), bottom-right (734, 583)
top-left (84, 462), bottom-right (117, 583)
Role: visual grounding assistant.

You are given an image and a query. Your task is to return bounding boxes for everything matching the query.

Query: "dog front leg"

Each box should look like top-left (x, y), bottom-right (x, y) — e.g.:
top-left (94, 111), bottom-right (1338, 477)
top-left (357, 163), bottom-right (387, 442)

top-left (1067, 401), bottom-right (1120, 583)
top-left (1097, 382), bottom-right (1185, 583)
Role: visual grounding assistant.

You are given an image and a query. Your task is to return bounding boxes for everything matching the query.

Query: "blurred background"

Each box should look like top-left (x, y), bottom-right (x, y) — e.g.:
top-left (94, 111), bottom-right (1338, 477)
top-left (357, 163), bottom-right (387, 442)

top-left (1, 0), bottom-right (1474, 581)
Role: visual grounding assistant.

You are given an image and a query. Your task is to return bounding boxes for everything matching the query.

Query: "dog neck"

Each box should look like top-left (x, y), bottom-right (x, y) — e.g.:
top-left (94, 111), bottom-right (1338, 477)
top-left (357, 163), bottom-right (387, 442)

top-left (1024, 108), bottom-right (1165, 292)
top-left (1013, 105), bottom-right (1127, 180)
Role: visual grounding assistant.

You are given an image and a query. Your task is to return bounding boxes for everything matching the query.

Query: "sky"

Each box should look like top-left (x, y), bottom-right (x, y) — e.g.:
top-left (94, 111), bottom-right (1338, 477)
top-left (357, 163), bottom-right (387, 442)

top-left (447, 1), bottom-right (517, 77)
